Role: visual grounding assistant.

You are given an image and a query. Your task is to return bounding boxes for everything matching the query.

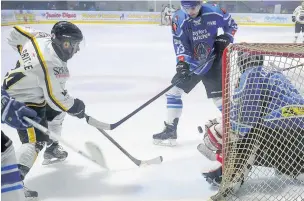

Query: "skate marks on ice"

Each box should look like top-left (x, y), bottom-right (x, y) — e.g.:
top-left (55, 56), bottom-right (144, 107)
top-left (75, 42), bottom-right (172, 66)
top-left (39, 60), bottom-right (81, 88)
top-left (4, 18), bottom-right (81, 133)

top-left (26, 164), bottom-right (142, 200)
top-left (234, 167), bottom-right (304, 201)
top-left (210, 166), bottom-right (304, 201)
top-left (25, 155), bottom-right (218, 201)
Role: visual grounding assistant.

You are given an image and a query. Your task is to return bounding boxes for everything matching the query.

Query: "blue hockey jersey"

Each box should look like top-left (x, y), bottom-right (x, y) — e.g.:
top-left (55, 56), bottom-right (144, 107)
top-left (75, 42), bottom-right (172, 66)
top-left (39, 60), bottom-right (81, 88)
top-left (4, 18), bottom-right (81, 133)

top-left (230, 66), bottom-right (304, 137)
top-left (171, 4), bottom-right (238, 75)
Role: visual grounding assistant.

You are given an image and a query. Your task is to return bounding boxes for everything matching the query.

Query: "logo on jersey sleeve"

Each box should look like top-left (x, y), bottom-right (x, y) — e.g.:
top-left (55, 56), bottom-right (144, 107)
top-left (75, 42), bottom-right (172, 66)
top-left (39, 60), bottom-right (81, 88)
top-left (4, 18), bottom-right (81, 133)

top-left (220, 8), bottom-right (227, 14)
top-left (172, 22), bottom-right (178, 34)
top-left (178, 56), bottom-right (185, 61)
top-left (193, 42), bottom-right (211, 62)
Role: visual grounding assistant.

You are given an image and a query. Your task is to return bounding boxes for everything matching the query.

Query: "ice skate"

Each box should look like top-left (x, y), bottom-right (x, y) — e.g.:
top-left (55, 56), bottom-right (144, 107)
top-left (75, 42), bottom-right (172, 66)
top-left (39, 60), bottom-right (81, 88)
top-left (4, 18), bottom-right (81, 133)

top-left (153, 118), bottom-right (178, 146)
top-left (202, 166), bottom-right (222, 187)
top-left (24, 185), bottom-right (38, 201)
top-left (42, 142), bottom-right (68, 165)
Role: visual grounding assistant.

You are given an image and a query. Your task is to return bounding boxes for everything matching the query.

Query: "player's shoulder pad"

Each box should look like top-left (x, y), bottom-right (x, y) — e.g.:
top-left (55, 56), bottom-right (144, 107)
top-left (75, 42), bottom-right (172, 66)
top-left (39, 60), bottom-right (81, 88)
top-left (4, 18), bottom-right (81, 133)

top-left (171, 9), bottom-right (187, 36)
top-left (201, 3), bottom-right (227, 16)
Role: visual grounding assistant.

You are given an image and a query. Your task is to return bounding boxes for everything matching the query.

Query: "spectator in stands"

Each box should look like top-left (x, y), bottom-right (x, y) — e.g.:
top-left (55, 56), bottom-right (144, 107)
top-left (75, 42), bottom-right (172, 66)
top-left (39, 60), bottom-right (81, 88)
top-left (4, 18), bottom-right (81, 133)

top-left (89, 5), bottom-right (95, 11)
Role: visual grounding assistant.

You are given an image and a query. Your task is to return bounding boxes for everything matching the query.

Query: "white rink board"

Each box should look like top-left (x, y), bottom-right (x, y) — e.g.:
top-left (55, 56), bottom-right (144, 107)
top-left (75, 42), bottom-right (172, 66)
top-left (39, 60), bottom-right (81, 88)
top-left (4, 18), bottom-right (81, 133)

top-left (1, 10), bottom-right (294, 26)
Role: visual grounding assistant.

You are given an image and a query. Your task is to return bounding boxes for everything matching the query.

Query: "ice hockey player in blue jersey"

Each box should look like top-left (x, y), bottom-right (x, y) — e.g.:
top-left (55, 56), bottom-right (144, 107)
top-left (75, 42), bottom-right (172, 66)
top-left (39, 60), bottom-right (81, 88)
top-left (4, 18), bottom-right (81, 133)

top-left (1, 87), bottom-right (40, 201)
top-left (152, 1), bottom-right (238, 146)
top-left (199, 55), bottom-right (304, 187)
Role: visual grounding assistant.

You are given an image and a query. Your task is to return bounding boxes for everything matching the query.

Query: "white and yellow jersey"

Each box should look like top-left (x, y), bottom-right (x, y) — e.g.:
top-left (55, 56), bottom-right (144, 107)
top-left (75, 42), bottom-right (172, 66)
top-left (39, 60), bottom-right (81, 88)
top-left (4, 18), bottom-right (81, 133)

top-left (293, 5), bottom-right (304, 24)
top-left (3, 26), bottom-right (74, 112)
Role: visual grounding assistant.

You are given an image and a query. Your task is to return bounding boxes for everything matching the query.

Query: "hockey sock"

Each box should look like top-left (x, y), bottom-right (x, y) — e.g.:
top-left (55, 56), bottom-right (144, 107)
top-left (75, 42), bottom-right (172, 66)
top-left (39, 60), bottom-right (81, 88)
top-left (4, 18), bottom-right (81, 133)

top-left (166, 87), bottom-right (183, 124)
top-left (16, 143), bottom-right (42, 179)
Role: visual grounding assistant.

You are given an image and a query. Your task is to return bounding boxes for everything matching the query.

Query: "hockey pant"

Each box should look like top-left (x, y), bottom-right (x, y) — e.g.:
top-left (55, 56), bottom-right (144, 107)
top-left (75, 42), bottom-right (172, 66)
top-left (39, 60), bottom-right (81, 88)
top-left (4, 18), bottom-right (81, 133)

top-left (16, 104), bottom-right (65, 179)
top-left (1, 131), bottom-right (25, 201)
top-left (166, 56), bottom-right (223, 123)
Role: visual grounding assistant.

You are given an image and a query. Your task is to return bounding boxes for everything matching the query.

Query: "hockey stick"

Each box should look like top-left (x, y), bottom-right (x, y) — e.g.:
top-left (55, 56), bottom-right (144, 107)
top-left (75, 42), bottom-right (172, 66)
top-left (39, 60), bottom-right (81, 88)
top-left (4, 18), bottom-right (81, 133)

top-left (269, 62), bottom-right (303, 72)
top-left (86, 55), bottom-right (216, 130)
top-left (23, 117), bottom-right (109, 170)
top-left (85, 114), bottom-right (163, 167)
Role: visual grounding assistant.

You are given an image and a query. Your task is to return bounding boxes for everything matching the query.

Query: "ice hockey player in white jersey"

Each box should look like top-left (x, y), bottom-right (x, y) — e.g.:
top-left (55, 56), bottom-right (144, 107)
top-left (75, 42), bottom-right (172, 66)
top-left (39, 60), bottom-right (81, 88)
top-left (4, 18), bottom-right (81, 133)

top-left (292, 1), bottom-right (304, 43)
top-left (2, 21), bottom-right (86, 200)
top-left (161, 4), bottom-right (175, 25)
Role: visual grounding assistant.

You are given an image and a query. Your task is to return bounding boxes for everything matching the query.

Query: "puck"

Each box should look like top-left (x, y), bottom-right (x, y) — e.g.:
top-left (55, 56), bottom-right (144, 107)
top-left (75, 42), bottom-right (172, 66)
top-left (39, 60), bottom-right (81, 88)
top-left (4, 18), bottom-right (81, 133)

top-left (198, 126), bottom-right (203, 133)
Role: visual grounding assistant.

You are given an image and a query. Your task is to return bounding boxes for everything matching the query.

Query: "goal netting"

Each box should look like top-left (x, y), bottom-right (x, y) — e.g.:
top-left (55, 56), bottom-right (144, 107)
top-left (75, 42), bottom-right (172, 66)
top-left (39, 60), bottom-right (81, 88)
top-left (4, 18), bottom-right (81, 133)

top-left (211, 43), bottom-right (304, 201)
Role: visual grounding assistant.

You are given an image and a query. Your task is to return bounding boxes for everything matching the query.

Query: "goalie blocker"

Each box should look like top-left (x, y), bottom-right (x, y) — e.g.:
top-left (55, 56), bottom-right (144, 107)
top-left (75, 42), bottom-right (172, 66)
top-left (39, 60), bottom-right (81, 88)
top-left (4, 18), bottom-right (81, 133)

top-left (199, 54), bottom-right (304, 188)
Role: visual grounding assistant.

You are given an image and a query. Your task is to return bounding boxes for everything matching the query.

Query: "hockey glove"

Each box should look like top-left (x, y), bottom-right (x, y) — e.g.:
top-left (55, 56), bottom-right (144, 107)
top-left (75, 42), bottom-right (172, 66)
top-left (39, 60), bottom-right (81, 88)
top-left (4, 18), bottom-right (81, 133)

top-left (292, 16), bottom-right (296, 23)
top-left (1, 93), bottom-right (40, 130)
top-left (214, 34), bottom-right (232, 56)
top-left (67, 98), bottom-right (85, 119)
top-left (176, 61), bottom-right (191, 81)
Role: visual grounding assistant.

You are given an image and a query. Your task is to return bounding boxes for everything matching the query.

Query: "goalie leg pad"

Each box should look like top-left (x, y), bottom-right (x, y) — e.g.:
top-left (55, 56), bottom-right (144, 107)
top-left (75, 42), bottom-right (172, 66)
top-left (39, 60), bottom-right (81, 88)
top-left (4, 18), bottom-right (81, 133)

top-left (16, 143), bottom-right (42, 179)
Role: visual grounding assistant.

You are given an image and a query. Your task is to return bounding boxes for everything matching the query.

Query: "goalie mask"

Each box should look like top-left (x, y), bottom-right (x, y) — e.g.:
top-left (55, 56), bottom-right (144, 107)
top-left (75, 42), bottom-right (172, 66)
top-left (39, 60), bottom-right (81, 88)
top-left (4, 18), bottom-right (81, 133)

top-left (51, 21), bottom-right (84, 62)
top-left (238, 51), bottom-right (264, 73)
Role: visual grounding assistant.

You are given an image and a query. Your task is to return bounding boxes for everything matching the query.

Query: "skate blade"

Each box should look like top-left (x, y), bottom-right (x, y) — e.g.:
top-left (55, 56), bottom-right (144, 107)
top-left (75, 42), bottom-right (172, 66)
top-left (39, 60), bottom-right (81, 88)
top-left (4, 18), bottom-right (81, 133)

top-left (153, 139), bottom-right (177, 147)
top-left (42, 158), bottom-right (66, 165)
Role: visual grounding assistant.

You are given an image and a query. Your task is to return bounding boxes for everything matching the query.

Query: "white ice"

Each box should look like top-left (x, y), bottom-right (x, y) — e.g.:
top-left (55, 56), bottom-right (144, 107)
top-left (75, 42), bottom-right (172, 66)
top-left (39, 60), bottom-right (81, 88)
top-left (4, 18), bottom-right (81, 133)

top-left (1, 24), bottom-right (298, 201)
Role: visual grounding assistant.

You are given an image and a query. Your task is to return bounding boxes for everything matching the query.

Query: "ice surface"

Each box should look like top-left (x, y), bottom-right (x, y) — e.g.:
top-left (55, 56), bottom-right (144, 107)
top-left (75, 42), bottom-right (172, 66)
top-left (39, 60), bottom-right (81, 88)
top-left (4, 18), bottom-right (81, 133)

top-left (1, 24), bottom-right (298, 201)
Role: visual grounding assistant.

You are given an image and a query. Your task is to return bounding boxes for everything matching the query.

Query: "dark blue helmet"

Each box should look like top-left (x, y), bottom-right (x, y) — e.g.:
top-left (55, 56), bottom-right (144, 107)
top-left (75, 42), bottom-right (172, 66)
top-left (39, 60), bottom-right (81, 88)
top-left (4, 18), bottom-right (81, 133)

top-left (181, 1), bottom-right (202, 17)
top-left (181, 1), bottom-right (201, 9)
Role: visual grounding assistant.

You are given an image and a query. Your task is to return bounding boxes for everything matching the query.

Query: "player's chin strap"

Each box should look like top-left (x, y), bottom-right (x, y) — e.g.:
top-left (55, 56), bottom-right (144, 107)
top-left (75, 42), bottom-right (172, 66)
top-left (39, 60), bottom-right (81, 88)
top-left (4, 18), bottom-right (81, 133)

top-left (23, 116), bottom-right (109, 170)
top-left (85, 55), bottom-right (217, 131)
top-left (84, 113), bottom-right (163, 167)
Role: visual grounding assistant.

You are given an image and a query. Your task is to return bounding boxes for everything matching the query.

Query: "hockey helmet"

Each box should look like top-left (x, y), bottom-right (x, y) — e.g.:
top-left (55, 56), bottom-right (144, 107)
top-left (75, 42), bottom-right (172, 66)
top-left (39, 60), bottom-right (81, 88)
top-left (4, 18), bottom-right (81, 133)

top-left (237, 51), bottom-right (264, 73)
top-left (181, 0), bottom-right (202, 18)
top-left (51, 21), bottom-right (83, 61)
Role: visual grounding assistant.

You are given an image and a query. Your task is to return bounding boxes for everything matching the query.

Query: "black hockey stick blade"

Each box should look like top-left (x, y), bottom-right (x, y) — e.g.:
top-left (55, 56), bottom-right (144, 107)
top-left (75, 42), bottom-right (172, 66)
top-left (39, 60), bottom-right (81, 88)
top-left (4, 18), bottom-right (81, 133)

top-left (84, 55), bottom-right (216, 131)
top-left (89, 124), bottom-right (163, 167)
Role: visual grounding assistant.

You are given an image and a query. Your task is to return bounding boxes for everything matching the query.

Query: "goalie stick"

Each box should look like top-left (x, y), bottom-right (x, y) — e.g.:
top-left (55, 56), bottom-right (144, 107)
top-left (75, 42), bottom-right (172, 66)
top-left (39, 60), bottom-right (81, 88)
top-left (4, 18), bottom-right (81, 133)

top-left (86, 55), bottom-right (216, 130)
top-left (269, 62), bottom-right (303, 72)
top-left (23, 117), bottom-right (109, 170)
top-left (85, 114), bottom-right (163, 167)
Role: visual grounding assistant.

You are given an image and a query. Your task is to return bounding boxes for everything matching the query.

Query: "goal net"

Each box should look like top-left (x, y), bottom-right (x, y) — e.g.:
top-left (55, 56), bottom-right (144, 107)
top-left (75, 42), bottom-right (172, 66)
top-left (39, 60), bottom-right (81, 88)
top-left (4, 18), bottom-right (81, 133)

top-left (211, 43), bottom-right (304, 201)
